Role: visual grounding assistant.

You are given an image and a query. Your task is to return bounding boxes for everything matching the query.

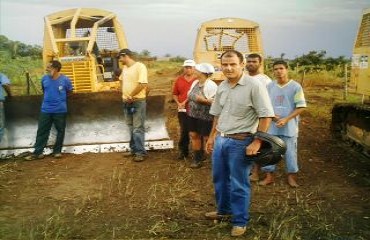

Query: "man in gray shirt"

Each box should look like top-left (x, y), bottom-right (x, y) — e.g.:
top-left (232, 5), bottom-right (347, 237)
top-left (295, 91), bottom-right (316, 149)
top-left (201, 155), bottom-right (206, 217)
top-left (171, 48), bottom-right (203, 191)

top-left (205, 50), bottom-right (274, 237)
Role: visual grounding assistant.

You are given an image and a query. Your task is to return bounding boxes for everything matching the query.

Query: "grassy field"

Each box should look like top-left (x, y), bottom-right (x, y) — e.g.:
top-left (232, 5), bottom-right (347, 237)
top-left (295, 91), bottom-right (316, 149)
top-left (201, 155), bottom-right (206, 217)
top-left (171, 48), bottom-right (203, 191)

top-left (0, 60), bottom-right (369, 239)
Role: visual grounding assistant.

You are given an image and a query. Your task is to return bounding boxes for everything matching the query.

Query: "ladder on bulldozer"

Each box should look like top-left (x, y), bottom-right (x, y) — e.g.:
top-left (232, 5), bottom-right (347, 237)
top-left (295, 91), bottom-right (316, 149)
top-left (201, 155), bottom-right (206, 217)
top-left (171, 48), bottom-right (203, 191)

top-left (62, 61), bottom-right (94, 93)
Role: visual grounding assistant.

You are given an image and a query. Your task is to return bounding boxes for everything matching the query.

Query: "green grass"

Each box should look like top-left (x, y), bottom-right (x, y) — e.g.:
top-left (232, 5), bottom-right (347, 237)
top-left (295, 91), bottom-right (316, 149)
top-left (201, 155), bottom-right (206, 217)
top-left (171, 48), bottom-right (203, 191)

top-left (0, 56), bottom-right (43, 96)
top-left (0, 57), bottom-right (43, 85)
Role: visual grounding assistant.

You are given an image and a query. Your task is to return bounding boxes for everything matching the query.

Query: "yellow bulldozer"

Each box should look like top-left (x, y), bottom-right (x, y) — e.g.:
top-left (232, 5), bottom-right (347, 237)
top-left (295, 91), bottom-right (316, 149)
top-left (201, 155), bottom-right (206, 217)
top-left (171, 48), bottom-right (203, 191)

top-left (332, 7), bottom-right (370, 156)
top-left (0, 8), bottom-right (172, 157)
top-left (193, 17), bottom-right (264, 82)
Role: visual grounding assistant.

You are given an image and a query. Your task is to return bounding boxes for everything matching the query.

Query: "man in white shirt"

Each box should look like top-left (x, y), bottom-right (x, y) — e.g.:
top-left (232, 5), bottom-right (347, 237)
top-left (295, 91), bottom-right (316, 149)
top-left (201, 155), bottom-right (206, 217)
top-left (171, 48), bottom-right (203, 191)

top-left (246, 53), bottom-right (271, 86)
top-left (246, 53), bottom-right (272, 182)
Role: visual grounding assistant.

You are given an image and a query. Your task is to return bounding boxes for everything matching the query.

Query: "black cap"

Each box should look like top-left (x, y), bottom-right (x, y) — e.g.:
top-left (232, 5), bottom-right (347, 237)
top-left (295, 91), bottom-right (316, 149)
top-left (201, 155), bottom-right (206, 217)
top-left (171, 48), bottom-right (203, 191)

top-left (117, 48), bottom-right (133, 57)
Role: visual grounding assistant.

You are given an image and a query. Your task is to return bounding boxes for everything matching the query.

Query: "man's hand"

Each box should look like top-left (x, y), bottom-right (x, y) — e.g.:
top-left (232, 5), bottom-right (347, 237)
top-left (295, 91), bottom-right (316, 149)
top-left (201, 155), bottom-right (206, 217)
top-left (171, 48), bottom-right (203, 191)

top-left (196, 95), bottom-right (212, 105)
top-left (195, 95), bottom-right (204, 102)
top-left (246, 139), bottom-right (262, 156)
top-left (272, 115), bottom-right (280, 122)
top-left (126, 95), bottom-right (134, 104)
top-left (276, 118), bottom-right (288, 128)
top-left (177, 102), bottom-right (185, 109)
top-left (206, 137), bottom-right (215, 154)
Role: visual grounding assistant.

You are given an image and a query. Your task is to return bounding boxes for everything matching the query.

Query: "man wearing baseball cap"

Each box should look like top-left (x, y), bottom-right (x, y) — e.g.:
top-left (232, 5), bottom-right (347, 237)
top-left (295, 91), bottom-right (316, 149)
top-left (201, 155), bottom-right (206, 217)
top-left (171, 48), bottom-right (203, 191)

top-left (117, 48), bottom-right (149, 162)
top-left (172, 59), bottom-right (197, 160)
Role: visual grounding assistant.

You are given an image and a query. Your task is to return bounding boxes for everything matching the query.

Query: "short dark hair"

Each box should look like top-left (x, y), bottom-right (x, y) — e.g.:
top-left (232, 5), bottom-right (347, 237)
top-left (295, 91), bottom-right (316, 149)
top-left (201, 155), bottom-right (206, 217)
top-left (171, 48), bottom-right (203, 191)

top-left (50, 60), bottom-right (62, 72)
top-left (117, 48), bottom-right (134, 58)
top-left (272, 60), bottom-right (288, 69)
top-left (220, 50), bottom-right (244, 64)
top-left (247, 53), bottom-right (262, 62)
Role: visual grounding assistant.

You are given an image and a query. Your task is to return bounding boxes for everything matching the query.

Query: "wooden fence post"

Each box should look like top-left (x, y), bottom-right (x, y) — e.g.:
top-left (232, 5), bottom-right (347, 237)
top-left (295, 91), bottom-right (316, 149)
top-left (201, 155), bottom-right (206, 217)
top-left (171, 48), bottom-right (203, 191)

top-left (344, 64), bottom-right (348, 100)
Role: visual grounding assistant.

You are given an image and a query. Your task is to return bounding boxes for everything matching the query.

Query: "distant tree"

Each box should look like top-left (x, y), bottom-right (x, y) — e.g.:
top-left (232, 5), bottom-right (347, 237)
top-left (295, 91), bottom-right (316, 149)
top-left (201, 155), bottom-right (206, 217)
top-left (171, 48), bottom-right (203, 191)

top-left (325, 57), bottom-right (336, 71)
top-left (0, 35), bottom-right (42, 59)
top-left (140, 49), bottom-right (151, 57)
top-left (170, 55), bottom-right (186, 62)
top-left (287, 50), bottom-right (350, 85)
top-left (0, 35), bottom-right (12, 59)
top-left (0, 35), bottom-right (11, 49)
top-left (290, 50), bottom-right (327, 73)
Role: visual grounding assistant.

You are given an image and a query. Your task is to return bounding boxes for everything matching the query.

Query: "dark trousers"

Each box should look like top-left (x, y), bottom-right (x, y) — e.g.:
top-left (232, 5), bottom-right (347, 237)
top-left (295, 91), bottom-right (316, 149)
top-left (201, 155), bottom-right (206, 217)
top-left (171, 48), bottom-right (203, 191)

top-left (178, 112), bottom-right (190, 155)
top-left (34, 112), bottom-right (67, 155)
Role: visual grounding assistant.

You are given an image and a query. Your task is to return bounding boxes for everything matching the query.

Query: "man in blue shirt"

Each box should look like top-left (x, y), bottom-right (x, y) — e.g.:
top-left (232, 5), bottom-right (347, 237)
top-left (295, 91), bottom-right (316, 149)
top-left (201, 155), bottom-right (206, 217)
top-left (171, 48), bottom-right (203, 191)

top-left (25, 60), bottom-right (73, 160)
top-left (259, 60), bottom-right (307, 187)
top-left (0, 73), bottom-right (12, 142)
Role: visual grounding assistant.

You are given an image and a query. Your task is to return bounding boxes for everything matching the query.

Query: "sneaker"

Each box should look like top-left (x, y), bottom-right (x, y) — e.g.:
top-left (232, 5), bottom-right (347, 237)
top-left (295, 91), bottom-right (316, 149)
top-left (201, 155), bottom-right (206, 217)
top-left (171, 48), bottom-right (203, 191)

top-left (177, 152), bottom-right (188, 160)
top-left (24, 154), bottom-right (45, 161)
top-left (200, 154), bottom-right (207, 162)
top-left (231, 226), bottom-right (246, 237)
top-left (53, 153), bottom-right (62, 159)
top-left (123, 152), bottom-right (133, 157)
top-left (133, 155), bottom-right (145, 162)
top-left (190, 161), bottom-right (202, 168)
top-left (204, 211), bottom-right (231, 220)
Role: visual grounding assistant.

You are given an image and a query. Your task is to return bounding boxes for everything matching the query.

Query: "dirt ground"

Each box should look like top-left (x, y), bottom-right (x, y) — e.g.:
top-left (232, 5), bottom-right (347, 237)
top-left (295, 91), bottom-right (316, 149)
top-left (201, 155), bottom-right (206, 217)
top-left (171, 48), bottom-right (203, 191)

top-left (0, 65), bottom-right (369, 239)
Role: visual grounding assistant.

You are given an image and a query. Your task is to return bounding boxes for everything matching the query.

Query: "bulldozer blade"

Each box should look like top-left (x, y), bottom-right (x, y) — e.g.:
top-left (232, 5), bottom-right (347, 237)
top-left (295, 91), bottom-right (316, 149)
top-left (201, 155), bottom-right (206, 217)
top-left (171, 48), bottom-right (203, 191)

top-left (0, 92), bottom-right (173, 157)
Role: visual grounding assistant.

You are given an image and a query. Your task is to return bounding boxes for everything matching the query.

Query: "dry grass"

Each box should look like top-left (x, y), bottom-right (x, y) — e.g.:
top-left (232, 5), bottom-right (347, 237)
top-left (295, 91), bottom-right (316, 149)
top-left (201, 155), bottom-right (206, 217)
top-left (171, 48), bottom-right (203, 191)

top-left (2, 157), bottom-right (368, 239)
top-left (0, 64), bottom-right (369, 239)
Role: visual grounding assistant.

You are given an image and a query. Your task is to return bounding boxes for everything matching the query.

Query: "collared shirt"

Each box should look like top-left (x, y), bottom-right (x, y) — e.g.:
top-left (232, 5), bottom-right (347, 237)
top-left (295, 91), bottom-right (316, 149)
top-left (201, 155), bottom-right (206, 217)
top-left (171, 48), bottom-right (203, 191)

top-left (210, 74), bottom-right (274, 134)
top-left (41, 74), bottom-right (73, 113)
top-left (120, 62), bottom-right (148, 100)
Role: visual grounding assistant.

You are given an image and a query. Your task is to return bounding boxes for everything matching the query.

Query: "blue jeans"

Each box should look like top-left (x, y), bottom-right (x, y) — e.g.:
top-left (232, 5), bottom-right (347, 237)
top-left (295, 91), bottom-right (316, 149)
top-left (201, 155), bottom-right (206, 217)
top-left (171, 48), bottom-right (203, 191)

top-left (0, 102), bottom-right (4, 142)
top-left (262, 135), bottom-right (298, 173)
top-left (123, 100), bottom-right (146, 156)
top-left (212, 135), bottom-right (254, 227)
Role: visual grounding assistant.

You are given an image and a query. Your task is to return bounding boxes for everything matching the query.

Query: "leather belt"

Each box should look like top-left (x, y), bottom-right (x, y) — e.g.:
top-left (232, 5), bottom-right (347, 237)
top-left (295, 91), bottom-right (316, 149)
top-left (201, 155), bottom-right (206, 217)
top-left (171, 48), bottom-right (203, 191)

top-left (219, 132), bottom-right (252, 140)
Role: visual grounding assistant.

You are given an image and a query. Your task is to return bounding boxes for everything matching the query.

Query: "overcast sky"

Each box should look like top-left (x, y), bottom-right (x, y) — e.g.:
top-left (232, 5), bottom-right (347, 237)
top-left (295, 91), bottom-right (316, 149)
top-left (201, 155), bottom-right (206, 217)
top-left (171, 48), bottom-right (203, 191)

top-left (0, 0), bottom-right (369, 58)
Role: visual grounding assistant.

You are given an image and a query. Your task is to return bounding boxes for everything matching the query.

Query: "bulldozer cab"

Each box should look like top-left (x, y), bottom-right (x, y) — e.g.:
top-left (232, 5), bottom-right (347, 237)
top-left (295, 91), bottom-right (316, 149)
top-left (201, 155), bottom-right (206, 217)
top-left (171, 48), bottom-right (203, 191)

top-left (331, 8), bottom-right (370, 156)
top-left (193, 18), bottom-right (264, 82)
top-left (349, 8), bottom-right (370, 96)
top-left (43, 8), bottom-right (128, 92)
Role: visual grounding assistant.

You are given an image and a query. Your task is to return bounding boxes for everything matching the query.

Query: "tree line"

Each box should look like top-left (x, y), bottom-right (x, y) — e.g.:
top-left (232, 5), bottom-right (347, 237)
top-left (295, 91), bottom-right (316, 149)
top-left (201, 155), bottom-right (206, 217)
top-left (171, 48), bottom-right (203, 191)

top-left (0, 35), bottom-right (42, 59)
top-left (0, 35), bottom-right (351, 70)
top-left (0, 35), bottom-right (351, 85)
top-left (266, 50), bottom-right (350, 77)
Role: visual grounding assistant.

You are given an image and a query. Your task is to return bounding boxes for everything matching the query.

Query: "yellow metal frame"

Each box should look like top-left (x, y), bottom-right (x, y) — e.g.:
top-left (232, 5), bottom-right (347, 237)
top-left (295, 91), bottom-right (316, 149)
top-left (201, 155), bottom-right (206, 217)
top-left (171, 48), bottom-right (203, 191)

top-left (43, 8), bottom-right (128, 92)
top-left (193, 17), bottom-right (264, 81)
top-left (350, 8), bottom-right (370, 96)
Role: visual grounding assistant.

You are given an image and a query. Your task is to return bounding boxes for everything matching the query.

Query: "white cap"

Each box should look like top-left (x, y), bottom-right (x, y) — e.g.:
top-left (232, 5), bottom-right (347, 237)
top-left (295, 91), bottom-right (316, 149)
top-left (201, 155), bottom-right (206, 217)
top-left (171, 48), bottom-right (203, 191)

top-left (182, 59), bottom-right (196, 67)
top-left (195, 63), bottom-right (215, 74)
